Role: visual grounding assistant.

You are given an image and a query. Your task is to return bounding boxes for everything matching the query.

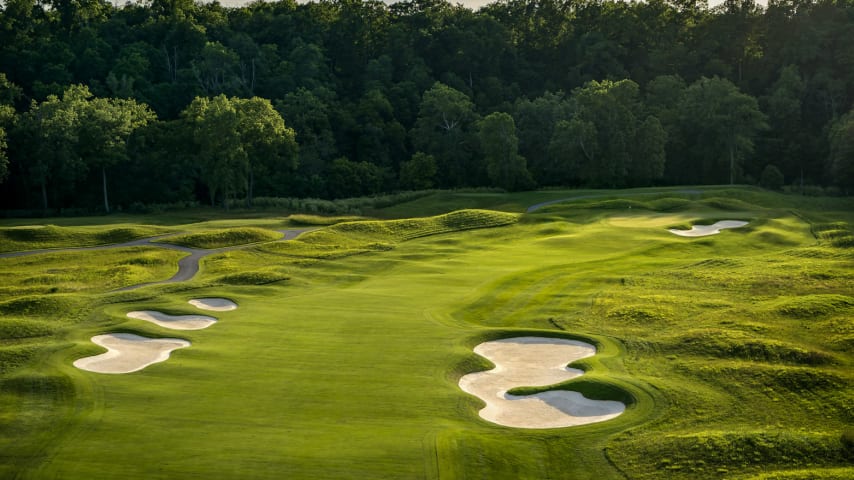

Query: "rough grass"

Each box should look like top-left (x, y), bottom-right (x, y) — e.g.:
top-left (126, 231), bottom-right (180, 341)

top-left (0, 224), bottom-right (169, 252)
top-left (286, 214), bottom-right (367, 226)
top-left (611, 430), bottom-right (850, 478)
top-left (155, 227), bottom-right (283, 249)
top-left (0, 248), bottom-right (185, 297)
top-left (259, 209), bottom-right (518, 259)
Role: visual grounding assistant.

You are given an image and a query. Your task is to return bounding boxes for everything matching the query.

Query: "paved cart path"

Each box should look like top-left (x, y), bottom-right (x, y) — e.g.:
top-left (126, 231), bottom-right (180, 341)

top-left (0, 229), bottom-right (312, 290)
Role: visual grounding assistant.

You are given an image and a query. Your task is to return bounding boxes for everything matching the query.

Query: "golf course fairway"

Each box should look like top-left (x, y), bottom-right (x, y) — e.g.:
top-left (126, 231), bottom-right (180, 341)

top-left (0, 187), bottom-right (851, 479)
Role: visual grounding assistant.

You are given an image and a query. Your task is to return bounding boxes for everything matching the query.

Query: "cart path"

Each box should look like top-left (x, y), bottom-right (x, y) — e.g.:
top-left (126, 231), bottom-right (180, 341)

top-left (0, 229), bottom-right (313, 291)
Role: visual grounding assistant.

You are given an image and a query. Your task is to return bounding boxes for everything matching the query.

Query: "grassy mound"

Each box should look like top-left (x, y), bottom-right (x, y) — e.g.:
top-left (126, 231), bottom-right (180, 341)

top-left (662, 329), bottom-right (833, 365)
top-left (310, 209), bottom-right (519, 243)
top-left (261, 209), bottom-right (518, 259)
top-left (0, 225), bottom-right (168, 252)
top-left (738, 468), bottom-right (854, 480)
top-left (814, 222), bottom-right (854, 248)
top-left (156, 227), bottom-right (283, 249)
top-left (0, 318), bottom-right (56, 340)
top-left (0, 295), bottom-right (83, 317)
top-left (771, 294), bottom-right (854, 318)
top-left (611, 430), bottom-right (850, 479)
top-left (693, 363), bottom-right (845, 392)
top-left (214, 270), bottom-right (290, 285)
top-left (286, 214), bottom-right (367, 226)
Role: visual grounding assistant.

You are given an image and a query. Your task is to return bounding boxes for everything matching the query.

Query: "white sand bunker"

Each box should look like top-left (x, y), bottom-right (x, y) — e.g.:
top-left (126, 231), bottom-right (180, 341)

top-left (668, 220), bottom-right (748, 237)
top-left (73, 333), bottom-right (190, 374)
top-left (459, 337), bottom-right (625, 429)
top-left (126, 310), bottom-right (217, 330)
top-left (188, 298), bottom-right (237, 311)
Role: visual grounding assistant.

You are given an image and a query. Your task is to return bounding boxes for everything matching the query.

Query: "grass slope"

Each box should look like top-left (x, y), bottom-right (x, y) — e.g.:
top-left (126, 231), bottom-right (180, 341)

top-left (0, 187), bottom-right (851, 479)
top-left (0, 225), bottom-right (170, 252)
top-left (154, 227), bottom-right (284, 249)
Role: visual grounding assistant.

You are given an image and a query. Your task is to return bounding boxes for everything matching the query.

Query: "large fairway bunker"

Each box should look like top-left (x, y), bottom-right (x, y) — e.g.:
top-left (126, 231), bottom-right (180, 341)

top-left (73, 333), bottom-right (190, 374)
top-left (668, 220), bottom-right (748, 237)
top-left (126, 310), bottom-right (217, 330)
top-left (188, 298), bottom-right (237, 311)
top-left (459, 337), bottom-right (625, 428)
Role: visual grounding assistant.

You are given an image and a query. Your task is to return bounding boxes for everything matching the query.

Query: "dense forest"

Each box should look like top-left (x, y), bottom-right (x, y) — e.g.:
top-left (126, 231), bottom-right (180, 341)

top-left (0, 0), bottom-right (852, 212)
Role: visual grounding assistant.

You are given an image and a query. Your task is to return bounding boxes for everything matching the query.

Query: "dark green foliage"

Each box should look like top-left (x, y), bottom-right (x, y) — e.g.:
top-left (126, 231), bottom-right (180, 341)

top-left (1, 1), bottom-right (853, 210)
top-left (760, 165), bottom-right (784, 190)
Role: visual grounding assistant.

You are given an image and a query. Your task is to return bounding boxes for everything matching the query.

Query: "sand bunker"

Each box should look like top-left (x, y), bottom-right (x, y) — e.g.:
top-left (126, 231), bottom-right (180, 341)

top-left (188, 298), bottom-right (237, 311)
top-left (668, 220), bottom-right (748, 237)
top-left (126, 310), bottom-right (217, 330)
top-left (459, 337), bottom-right (625, 429)
top-left (73, 333), bottom-right (190, 374)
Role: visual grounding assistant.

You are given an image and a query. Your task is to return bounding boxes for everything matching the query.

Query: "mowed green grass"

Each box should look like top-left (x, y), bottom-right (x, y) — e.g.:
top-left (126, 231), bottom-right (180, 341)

top-left (0, 187), bottom-right (852, 479)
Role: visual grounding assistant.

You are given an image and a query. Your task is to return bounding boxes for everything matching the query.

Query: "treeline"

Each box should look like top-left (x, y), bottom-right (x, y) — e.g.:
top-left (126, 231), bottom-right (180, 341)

top-left (1, 0), bottom-right (853, 212)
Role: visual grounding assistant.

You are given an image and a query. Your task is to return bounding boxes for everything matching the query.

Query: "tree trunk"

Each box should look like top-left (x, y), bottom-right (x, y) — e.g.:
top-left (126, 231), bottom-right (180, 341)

top-left (246, 167), bottom-right (254, 209)
top-left (729, 145), bottom-right (735, 185)
top-left (209, 187), bottom-right (216, 207)
top-left (102, 167), bottom-right (110, 213)
top-left (41, 181), bottom-right (48, 211)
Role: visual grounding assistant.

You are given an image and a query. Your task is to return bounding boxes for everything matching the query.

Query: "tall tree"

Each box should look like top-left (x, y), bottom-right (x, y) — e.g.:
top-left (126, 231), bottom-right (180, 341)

top-left (478, 111), bottom-right (532, 191)
top-left (182, 95), bottom-right (246, 208)
top-left (183, 94), bottom-right (297, 207)
top-left (0, 105), bottom-right (13, 183)
top-left (678, 76), bottom-right (768, 184)
top-left (827, 110), bottom-right (854, 194)
top-left (78, 90), bottom-right (156, 213)
top-left (554, 79), bottom-right (665, 187)
top-left (760, 65), bottom-right (807, 186)
top-left (14, 86), bottom-right (86, 210)
top-left (0, 73), bottom-right (21, 183)
top-left (233, 96), bottom-right (298, 206)
top-left (513, 91), bottom-right (571, 185)
top-left (411, 82), bottom-right (482, 187)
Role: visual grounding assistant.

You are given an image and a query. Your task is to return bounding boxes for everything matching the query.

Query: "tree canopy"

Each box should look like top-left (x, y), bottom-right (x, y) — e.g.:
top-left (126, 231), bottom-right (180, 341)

top-left (1, 0), bottom-right (852, 211)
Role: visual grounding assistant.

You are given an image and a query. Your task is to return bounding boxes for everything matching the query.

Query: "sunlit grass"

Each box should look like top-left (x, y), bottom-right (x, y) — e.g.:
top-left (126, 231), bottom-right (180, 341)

top-left (0, 187), bottom-right (851, 479)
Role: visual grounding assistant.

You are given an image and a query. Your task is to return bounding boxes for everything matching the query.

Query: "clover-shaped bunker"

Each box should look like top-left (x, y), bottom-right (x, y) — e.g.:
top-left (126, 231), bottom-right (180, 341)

top-left (459, 336), bottom-right (625, 429)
